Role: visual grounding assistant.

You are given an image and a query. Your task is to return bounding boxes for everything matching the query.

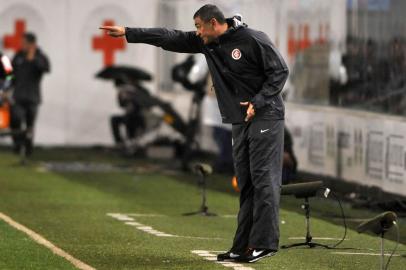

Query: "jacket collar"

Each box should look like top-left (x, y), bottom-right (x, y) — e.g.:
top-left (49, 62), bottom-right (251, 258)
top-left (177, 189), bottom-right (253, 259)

top-left (217, 16), bottom-right (247, 43)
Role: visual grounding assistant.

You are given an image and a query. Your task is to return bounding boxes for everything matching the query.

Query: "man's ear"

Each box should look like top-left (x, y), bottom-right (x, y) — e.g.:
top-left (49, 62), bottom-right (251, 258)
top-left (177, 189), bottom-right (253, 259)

top-left (210, 18), bottom-right (217, 28)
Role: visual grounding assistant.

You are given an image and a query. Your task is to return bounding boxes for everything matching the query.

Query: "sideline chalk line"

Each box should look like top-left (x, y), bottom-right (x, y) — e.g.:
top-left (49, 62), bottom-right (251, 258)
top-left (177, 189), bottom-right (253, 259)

top-left (107, 213), bottom-right (223, 240)
top-left (0, 212), bottom-right (95, 270)
top-left (192, 250), bottom-right (255, 270)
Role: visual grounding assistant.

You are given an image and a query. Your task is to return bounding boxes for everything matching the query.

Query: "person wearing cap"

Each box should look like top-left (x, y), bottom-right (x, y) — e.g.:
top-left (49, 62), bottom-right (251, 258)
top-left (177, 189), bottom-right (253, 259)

top-left (100, 4), bottom-right (288, 263)
top-left (10, 32), bottom-right (50, 155)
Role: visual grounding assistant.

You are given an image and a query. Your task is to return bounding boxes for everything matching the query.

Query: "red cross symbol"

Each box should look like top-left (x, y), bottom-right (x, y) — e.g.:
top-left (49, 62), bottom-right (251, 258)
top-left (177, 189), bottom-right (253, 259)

top-left (92, 20), bottom-right (126, 67)
top-left (287, 24), bottom-right (296, 59)
top-left (317, 23), bottom-right (330, 45)
top-left (299, 24), bottom-right (311, 51)
top-left (3, 19), bottom-right (26, 52)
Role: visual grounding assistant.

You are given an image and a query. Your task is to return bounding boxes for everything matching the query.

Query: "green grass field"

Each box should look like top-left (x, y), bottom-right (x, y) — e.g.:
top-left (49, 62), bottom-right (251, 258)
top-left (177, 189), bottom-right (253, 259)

top-left (0, 147), bottom-right (405, 269)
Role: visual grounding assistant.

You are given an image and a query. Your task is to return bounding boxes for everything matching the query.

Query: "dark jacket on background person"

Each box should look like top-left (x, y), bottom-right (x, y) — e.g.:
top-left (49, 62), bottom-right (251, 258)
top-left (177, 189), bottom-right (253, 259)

top-left (11, 48), bottom-right (50, 104)
top-left (125, 18), bottom-right (288, 124)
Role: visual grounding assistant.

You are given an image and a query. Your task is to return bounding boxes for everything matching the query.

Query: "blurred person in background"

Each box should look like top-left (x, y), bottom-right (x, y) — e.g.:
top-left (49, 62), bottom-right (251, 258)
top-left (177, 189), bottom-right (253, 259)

top-left (202, 75), bottom-right (233, 174)
top-left (361, 39), bottom-right (379, 101)
top-left (0, 50), bottom-right (13, 99)
top-left (388, 37), bottom-right (405, 89)
top-left (387, 37), bottom-right (406, 115)
top-left (101, 3), bottom-right (288, 263)
top-left (341, 37), bottom-right (363, 105)
top-left (110, 78), bottom-right (145, 150)
top-left (10, 32), bottom-right (50, 156)
top-left (328, 42), bottom-right (347, 106)
top-left (0, 50), bottom-right (13, 132)
top-left (282, 126), bottom-right (297, 184)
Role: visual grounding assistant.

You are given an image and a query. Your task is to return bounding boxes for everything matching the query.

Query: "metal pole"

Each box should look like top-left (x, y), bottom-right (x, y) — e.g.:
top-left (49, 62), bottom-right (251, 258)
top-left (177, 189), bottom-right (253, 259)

top-left (380, 233), bottom-right (384, 270)
top-left (305, 197), bottom-right (312, 243)
top-left (201, 174), bottom-right (206, 212)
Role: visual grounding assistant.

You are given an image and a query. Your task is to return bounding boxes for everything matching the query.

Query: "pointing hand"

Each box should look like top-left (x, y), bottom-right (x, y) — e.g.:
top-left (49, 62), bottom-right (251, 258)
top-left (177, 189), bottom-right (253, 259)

top-left (99, 26), bottom-right (126, 37)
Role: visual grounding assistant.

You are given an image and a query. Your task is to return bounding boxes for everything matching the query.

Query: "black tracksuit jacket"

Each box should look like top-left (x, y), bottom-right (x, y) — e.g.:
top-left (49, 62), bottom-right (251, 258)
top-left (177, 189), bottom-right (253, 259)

top-left (12, 48), bottom-right (50, 104)
top-left (125, 19), bottom-right (289, 124)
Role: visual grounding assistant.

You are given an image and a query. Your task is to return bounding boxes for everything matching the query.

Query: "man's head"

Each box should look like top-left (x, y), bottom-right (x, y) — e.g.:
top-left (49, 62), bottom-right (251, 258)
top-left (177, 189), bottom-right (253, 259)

top-left (193, 4), bottom-right (228, 44)
top-left (22, 32), bottom-right (37, 52)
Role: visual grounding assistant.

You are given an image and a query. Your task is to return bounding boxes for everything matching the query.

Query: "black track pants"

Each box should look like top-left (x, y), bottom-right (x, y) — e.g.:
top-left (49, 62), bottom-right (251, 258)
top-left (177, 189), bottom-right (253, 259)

top-left (230, 119), bottom-right (284, 252)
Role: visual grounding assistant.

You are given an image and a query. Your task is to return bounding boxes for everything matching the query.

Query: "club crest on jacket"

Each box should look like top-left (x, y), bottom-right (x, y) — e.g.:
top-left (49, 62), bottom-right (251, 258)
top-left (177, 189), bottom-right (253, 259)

top-left (231, 48), bottom-right (241, 60)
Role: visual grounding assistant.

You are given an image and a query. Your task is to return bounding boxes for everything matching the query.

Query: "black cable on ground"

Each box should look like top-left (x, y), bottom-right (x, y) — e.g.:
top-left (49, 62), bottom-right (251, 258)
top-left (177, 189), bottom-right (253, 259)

top-left (320, 187), bottom-right (402, 268)
top-left (324, 190), bottom-right (347, 249)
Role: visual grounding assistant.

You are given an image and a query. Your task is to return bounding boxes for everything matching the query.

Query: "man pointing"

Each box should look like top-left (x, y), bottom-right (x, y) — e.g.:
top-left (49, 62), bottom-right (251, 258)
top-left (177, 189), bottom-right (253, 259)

top-left (101, 4), bottom-right (288, 263)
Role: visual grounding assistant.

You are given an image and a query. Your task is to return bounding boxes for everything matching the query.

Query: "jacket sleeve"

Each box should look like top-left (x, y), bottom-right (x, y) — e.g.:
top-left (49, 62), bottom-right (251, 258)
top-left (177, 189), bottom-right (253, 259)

top-left (33, 51), bottom-right (50, 73)
top-left (250, 32), bottom-right (289, 110)
top-left (125, 27), bottom-right (203, 54)
top-left (11, 54), bottom-right (19, 71)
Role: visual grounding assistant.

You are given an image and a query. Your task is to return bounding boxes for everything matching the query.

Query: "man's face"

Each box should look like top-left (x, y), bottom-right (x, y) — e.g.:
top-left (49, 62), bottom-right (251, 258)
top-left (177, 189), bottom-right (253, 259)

top-left (21, 38), bottom-right (35, 52)
top-left (194, 16), bottom-right (217, 44)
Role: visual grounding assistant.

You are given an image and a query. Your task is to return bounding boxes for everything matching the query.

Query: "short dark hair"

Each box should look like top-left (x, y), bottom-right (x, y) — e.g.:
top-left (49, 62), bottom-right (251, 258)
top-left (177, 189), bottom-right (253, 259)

top-left (23, 32), bottom-right (36, 44)
top-left (193, 4), bottom-right (226, 24)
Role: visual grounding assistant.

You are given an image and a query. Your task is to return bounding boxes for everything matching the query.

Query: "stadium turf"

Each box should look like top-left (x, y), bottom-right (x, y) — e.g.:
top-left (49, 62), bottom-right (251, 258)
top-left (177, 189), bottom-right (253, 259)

top-left (0, 148), bottom-right (405, 269)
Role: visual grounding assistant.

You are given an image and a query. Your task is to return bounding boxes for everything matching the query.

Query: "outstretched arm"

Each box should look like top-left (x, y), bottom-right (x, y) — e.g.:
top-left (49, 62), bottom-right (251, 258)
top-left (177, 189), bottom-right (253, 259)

top-left (99, 26), bottom-right (203, 54)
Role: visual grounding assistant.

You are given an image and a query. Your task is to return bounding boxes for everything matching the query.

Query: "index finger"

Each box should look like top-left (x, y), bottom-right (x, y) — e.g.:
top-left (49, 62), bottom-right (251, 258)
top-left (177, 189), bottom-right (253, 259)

top-left (99, 26), bottom-right (114, 30)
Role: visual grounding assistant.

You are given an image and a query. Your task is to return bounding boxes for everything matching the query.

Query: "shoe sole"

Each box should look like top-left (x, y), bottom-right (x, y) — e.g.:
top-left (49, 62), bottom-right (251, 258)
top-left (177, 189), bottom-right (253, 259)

top-left (217, 256), bottom-right (240, 262)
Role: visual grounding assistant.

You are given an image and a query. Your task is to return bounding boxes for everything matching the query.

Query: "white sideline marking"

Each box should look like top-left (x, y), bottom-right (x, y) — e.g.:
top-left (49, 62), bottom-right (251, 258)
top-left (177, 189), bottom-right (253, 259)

top-left (0, 212), bottom-right (95, 270)
top-left (126, 222), bottom-right (176, 237)
top-left (107, 213), bottom-right (223, 240)
top-left (332, 252), bottom-right (400, 257)
top-left (289, 237), bottom-right (349, 241)
top-left (111, 212), bottom-right (238, 219)
top-left (126, 213), bottom-right (165, 217)
top-left (220, 215), bottom-right (237, 218)
top-left (107, 213), bottom-right (176, 237)
top-left (191, 250), bottom-right (255, 270)
top-left (106, 213), bottom-right (135, 221)
top-left (180, 235), bottom-right (223, 240)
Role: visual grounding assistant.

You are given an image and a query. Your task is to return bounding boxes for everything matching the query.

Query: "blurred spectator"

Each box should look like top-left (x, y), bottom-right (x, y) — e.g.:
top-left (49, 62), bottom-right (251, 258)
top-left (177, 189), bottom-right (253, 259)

top-left (328, 35), bottom-right (406, 116)
top-left (10, 32), bottom-right (50, 155)
top-left (386, 37), bottom-right (406, 115)
top-left (282, 126), bottom-right (297, 184)
top-left (110, 79), bottom-right (145, 148)
top-left (340, 37), bottom-right (364, 105)
top-left (202, 76), bottom-right (233, 174)
top-left (388, 38), bottom-right (405, 89)
top-left (0, 51), bottom-right (13, 131)
top-left (0, 51), bottom-right (13, 99)
top-left (362, 39), bottom-right (379, 99)
top-left (329, 42), bottom-right (348, 105)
